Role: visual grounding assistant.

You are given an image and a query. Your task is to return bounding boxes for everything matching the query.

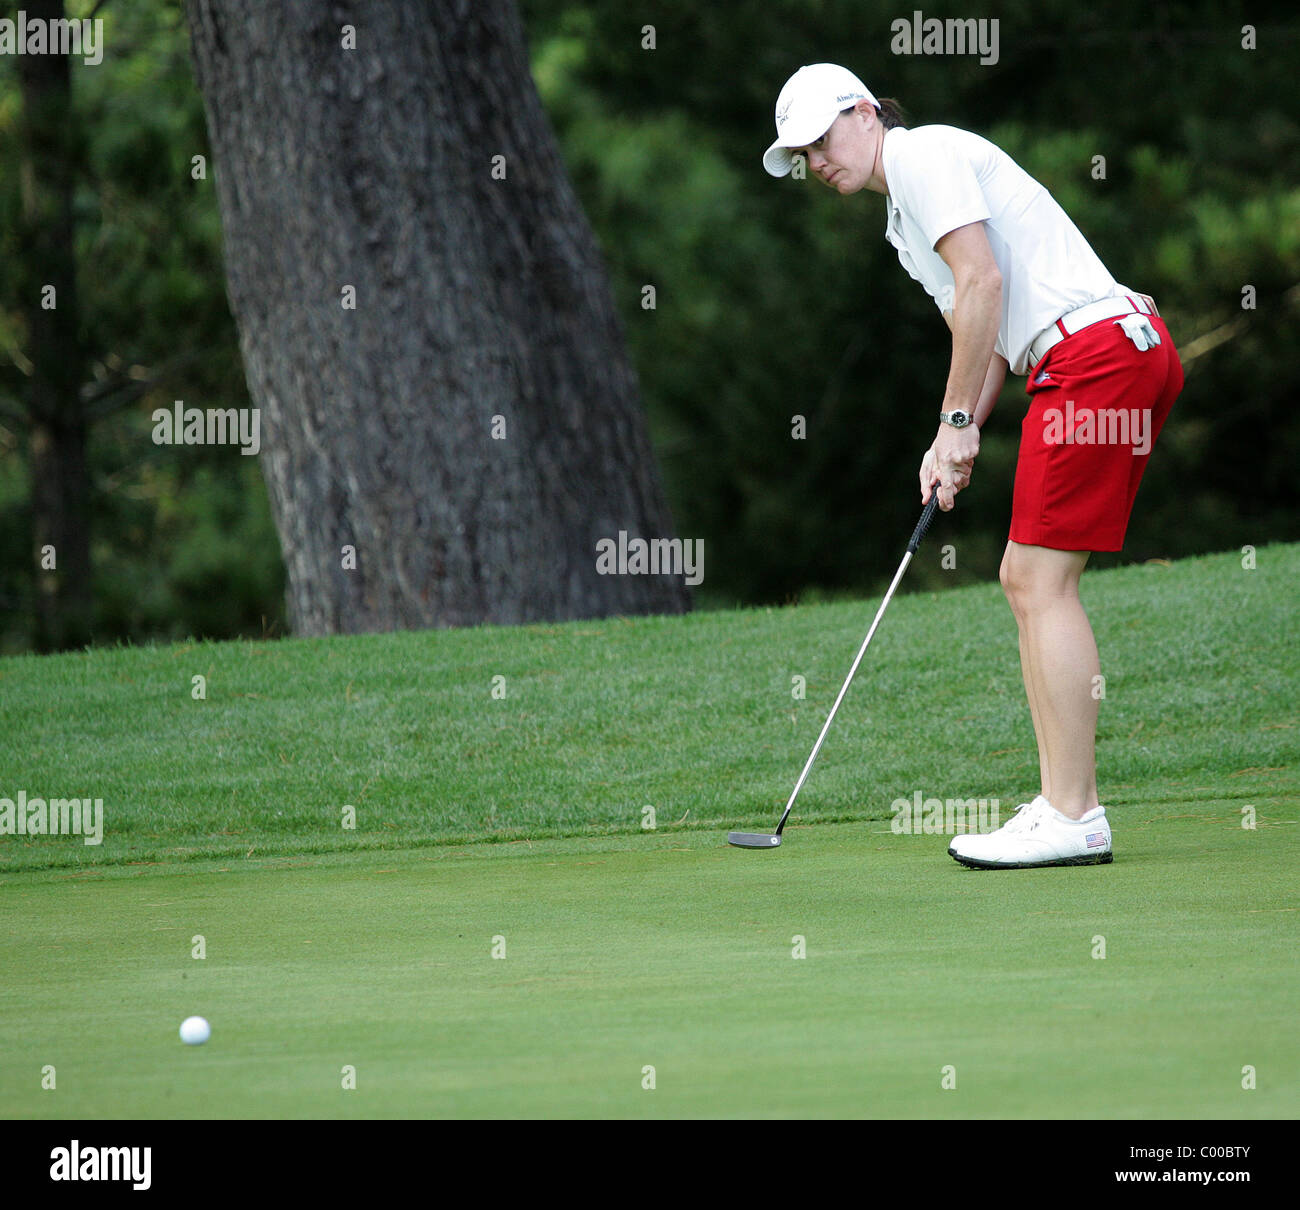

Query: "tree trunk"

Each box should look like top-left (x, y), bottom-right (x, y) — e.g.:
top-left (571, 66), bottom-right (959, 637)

top-left (185, 0), bottom-right (690, 633)
top-left (18, 0), bottom-right (93, 651)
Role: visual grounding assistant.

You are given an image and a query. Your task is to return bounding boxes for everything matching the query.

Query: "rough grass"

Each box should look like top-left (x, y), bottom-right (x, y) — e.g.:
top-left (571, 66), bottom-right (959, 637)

top-left (1, 544), bottom-right (1295, 871)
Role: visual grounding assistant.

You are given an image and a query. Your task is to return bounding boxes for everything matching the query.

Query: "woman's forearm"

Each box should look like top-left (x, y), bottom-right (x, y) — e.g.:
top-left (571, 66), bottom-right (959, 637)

top-left (941, 270), bottom-right (1002, 418)
top-left (972, 352), bottom-right (1009, 428)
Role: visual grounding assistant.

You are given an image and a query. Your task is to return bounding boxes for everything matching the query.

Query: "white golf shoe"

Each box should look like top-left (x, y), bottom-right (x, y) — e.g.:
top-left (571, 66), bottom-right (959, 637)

top-left (948, 795), bottom-right (1112, 869)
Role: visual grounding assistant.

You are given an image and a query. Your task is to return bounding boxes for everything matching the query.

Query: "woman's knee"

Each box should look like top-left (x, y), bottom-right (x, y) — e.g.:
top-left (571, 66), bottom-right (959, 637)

top-left (999, 547), bottom-right (1022, 611)
top-left (1002, 543), bottom-right (1086, 614)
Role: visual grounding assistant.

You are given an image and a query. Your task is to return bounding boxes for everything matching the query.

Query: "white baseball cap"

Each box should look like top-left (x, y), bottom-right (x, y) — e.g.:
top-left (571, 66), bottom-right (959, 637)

top-left (762, 63), bottom-right (880, 177)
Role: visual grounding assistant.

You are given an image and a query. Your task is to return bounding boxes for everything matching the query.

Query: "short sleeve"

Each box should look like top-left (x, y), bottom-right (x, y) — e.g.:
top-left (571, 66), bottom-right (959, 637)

top-left (887, 128), bottom-right (992, 251)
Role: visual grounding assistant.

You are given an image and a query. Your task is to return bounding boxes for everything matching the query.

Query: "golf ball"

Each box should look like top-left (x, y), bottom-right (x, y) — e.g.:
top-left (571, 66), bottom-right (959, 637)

top-left (179, 1015), bottom-right (211, 1046)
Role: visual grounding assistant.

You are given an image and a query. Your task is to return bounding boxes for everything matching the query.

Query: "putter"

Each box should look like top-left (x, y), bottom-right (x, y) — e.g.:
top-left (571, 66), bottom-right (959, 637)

top-left (728, 489), bottom-right (942, 849)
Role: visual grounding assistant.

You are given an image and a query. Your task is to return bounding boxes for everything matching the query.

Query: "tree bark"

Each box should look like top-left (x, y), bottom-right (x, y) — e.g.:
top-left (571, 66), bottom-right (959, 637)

top-left (185, 0), bottom-right (690, 633)
top-left (18, 0), bottom-right (93, 651)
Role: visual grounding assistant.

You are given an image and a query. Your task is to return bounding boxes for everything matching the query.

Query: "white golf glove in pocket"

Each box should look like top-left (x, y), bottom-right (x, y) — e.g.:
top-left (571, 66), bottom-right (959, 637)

top-left (1115, 312), bottom-right (1161, 351)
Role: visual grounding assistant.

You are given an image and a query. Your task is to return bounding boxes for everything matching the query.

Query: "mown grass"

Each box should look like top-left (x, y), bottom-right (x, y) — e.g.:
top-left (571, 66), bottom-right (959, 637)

top-left (2, 816), bottom-right (1296, 1119)
top-left (2, 543), bottom-right (1295, 1119)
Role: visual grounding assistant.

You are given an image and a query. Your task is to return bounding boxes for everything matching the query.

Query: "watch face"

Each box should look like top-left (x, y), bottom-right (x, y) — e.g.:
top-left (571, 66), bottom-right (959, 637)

top-left (951, 411), bottom-right (968, 426)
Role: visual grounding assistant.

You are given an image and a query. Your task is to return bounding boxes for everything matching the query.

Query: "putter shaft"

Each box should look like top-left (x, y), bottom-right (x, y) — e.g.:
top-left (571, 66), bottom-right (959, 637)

top-left (772, 492), bottom-right (940, 837)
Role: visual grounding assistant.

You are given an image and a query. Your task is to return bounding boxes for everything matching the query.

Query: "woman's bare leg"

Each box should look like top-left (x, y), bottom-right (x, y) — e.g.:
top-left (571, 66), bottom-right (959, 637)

top-left (999, 540), bottom-right (1100, 819)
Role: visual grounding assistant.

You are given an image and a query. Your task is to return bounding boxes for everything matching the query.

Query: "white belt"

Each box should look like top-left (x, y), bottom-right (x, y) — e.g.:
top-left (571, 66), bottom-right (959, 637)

top-left (1028, 291), bottom-right (1158, 367)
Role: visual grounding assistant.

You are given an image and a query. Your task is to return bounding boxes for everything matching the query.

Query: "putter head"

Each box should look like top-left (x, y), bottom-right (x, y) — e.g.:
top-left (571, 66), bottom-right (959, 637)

top-left (728, 831), bottom-right (782, 849)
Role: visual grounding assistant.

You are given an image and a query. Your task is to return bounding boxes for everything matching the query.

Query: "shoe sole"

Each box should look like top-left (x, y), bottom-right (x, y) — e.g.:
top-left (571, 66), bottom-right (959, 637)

top-left (948, 848), bottom-right (1113, 869)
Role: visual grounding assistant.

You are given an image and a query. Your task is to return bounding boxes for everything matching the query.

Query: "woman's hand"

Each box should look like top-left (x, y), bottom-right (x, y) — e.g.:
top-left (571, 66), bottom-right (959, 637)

top-left (919, 446), bottom-right (940, 504)
top-left (922, 421), bottom-right (980, 510)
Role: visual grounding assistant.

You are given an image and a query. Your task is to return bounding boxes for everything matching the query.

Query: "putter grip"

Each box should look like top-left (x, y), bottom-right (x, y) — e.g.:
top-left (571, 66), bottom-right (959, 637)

top-left (907, 491), bottom-right (940, 554)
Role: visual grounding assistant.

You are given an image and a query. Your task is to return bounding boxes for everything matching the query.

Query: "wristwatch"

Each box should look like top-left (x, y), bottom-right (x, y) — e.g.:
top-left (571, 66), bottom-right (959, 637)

top-left (940, 409), bottom-right (974, 428)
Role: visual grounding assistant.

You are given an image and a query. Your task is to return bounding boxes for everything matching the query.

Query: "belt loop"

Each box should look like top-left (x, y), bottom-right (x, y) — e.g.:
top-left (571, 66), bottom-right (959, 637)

top-left (1055, 318), bottom-right (1070, 338)
top-left (1125, 293), bottom-right (1140, 314)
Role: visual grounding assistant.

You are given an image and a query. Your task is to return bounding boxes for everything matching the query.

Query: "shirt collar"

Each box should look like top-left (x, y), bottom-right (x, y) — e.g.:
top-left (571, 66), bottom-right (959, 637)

top-left (882, 128), bottom-right (903, 238)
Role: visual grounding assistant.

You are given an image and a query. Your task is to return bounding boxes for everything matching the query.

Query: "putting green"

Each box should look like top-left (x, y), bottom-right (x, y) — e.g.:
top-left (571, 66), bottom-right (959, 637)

top-left (3, 804), bottom-right (1294, 1119)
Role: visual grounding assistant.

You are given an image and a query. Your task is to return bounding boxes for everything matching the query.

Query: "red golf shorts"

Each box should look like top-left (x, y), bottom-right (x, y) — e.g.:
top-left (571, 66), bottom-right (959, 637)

top-left (1010, 314), bottom-right (1183, 551)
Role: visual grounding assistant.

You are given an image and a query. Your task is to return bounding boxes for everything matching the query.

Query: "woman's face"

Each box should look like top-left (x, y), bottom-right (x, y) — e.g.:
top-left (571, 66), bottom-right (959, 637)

top-left (796, 105), bottom-right (876, 194)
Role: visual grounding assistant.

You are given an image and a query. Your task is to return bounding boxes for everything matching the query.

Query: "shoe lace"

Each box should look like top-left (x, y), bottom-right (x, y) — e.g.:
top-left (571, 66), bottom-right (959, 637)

top-left (1002, 801), bottom-right (1043, 834)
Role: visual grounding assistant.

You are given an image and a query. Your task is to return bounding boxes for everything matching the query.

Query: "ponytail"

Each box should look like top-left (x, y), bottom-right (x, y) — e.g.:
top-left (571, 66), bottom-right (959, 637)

top-left (876, 97), bottom-right (908, 130)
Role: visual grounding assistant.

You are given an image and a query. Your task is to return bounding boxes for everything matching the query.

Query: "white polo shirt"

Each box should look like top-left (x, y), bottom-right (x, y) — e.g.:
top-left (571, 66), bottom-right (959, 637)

top-left (882, 124), bottom-right (1118, 375)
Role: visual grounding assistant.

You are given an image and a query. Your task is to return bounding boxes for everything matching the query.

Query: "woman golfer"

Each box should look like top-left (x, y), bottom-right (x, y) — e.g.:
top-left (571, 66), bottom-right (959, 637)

top-left (763, 64), bottom-right (1183, 869)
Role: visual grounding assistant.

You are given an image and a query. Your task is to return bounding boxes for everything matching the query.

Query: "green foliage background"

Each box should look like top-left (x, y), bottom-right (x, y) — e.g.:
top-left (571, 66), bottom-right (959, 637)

top-left (1, 0), bottom-right (1297, 649)
top-left (522, 0), bottom-right (1300, 606)
top-left (0, 0), bottom-right (283, 652)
